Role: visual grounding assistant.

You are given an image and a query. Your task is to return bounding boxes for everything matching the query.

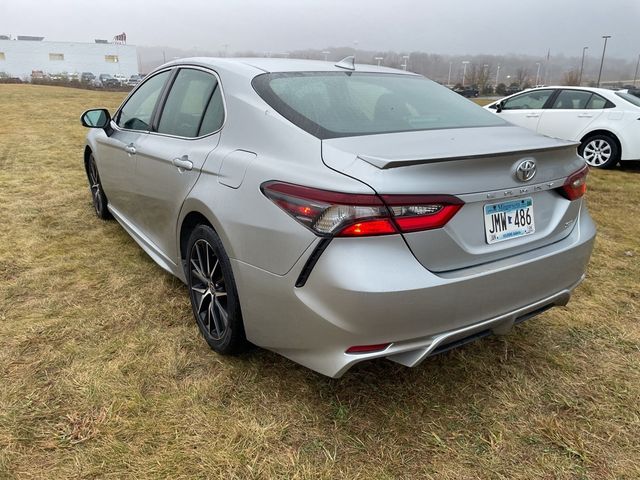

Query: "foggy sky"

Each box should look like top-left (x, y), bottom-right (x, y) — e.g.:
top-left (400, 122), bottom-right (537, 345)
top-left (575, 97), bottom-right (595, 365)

top-left (2, 0), bottom-right (639, 60)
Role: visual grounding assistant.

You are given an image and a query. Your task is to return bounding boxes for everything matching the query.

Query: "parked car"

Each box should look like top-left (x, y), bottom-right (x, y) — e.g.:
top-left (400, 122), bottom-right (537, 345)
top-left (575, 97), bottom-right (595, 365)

top-left (80, 58), bottom-right (595, 377)
top-left (485, 86), bottom-right (640, 168)
top-left (96, 73), bottom-right (120, 89)
top-left (453, 86), bottom-right (479, 98)
top-left (113, 73), bottom-right (127, 85)
top-left (81, 72), bottom-right (96, 83)
top-left (126, 74), bottom-right (142, 87)
top-left (505, 85), bottom-right (523, 95)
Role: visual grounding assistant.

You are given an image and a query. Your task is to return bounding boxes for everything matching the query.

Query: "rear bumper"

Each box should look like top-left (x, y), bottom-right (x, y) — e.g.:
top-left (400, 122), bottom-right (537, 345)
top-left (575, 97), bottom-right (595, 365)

top-left (232, 203), bottom-right (596, 377)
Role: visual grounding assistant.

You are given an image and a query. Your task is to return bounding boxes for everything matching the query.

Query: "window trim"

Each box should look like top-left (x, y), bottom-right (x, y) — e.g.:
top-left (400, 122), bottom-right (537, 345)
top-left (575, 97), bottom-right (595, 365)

top-left (152, 66), bottom-right (227, 140)
top-left (112, 67), bottom-right (175, 133)
top-left (501, 89), bottom-right (558, 111)
top-left (111, 65), bottom-right (227, 140)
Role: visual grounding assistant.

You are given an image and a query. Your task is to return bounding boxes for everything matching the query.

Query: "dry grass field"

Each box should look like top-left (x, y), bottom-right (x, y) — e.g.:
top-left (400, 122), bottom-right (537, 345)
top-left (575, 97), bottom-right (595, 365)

top-left (1, 84), bottom-right (639, 479)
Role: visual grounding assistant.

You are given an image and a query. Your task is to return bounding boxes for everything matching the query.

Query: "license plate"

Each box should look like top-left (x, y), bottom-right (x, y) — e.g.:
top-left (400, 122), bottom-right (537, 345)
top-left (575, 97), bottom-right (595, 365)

top-left (484, 197), bottom-right (535, 244)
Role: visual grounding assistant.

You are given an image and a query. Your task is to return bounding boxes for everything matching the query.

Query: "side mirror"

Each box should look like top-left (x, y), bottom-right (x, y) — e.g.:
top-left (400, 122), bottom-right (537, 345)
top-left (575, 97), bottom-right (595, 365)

top-left (495, 101), bottom-right (505, 113)
top-left (81, 108), bottom-right (111, 129)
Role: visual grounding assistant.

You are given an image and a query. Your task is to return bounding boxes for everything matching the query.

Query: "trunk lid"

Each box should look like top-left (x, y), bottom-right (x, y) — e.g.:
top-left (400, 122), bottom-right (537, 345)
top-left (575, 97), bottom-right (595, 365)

top-left (321, 125), bottom-right (585, 272)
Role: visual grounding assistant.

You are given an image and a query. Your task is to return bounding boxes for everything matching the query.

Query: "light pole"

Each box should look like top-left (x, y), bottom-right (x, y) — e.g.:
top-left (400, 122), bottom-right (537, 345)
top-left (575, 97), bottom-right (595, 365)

top-left (374, 56), bottom-right (383, 66)
top-left (322, 50), bottom-right (330, 62)
top-left (578, 46), bottom-right (588, 85)
top-left (448, 61), bottom-right (452, 86)
top-left (633, 53), bottom-right (640, 87)
top-left (222, 44), bottom-right (229, 57)
top-left (597, 35), bottom-right (611, 87)
top-left (401, 55), bottom-right (410, 71)
top-left (535, 62), bottom-right (541, 86)
top-left (495, 64), bottom-right (501, 89)
top-left (461, 60), bottom-right (470, 87)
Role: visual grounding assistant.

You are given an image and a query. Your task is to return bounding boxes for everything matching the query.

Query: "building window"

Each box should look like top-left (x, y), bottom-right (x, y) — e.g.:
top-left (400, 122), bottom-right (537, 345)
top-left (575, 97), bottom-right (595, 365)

top-left (49, 53), bottom-right (64, 61)
top-left (105, 55), bottom-right (119, 63)
top-left (0, 52), bottom-right (5, 61)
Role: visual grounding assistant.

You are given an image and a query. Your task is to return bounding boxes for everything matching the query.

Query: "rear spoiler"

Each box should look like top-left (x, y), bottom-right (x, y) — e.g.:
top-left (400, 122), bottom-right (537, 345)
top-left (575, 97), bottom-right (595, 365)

top-left (358, 142), bottom-right (580, 170)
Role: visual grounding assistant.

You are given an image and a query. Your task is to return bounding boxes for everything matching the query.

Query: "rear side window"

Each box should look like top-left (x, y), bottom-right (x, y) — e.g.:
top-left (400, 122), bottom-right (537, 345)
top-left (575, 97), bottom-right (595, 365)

top-left (551, 90), bottom-right (592, 109)
top-left (252, 72), bottom-right (505, 139)
top-left (157, 68), bottom-right (223, 138)
top-left (586, 94), bottom-right (613, 109)
top-left (117, 71), bottom-right (170, 131)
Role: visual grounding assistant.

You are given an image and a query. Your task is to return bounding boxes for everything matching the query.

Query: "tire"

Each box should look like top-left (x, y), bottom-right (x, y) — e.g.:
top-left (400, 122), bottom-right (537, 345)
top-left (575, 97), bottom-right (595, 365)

top-left (85, 152), bottom-right (112, 219)
top-left (186, 225), bottom-right (248, 355)
top-left (579, 134), bottom-right (619, 169)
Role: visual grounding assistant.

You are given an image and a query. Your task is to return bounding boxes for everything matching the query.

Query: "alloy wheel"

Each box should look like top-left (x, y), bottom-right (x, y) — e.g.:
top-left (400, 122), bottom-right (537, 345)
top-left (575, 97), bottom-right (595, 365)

top-left (582, 139), bottom-right (612, 167)
top-left (189, 239), bottom-right (229, 340)
top-left (88, 157), bottom-right (103, 214)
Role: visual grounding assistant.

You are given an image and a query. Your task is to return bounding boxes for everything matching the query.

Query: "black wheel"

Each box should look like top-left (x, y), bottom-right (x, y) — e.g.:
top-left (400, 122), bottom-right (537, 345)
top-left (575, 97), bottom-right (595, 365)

top-left (186, 225), bottom-right (248, 355)
top-left (86, 153), bottom-right (112, 219)
top-left (579, 134), bottom-right (619, 169)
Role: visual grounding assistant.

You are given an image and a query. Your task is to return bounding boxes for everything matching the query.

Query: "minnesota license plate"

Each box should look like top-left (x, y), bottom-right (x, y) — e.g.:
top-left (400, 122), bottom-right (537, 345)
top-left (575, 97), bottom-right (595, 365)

top-left (484, 197), bottom-right (535, 244)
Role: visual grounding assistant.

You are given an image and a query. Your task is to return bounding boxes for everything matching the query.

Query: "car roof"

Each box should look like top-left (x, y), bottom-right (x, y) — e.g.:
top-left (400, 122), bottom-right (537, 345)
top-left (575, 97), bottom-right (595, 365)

top-left (158, 57), bottom-right (418, 78)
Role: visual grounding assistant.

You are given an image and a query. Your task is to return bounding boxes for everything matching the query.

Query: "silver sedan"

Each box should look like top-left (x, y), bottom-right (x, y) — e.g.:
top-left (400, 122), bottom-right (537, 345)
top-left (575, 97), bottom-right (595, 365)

top-left (81, 57), bottom-right (596, 377)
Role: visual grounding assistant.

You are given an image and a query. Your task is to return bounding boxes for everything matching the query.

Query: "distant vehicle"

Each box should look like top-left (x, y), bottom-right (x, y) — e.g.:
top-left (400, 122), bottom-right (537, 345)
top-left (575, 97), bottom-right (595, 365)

top-left (31, 70), bottom-right (46, 80)
top-left (485, 86), bottom-right (640, 168)
top-left (453, 86), bottom-right (479, 98)
top-left (126, 74), bottom-right (142, 87)
top-left (97, 74), bottom-right (120, 89)
top-left (81, 72), bottom-right (96, 83)
top-left (505, 85), bottom-right (523, 95)
top-left (79, 57), bottom-right (595, 377)
top-left (113, 73), bottom-right (127, 85)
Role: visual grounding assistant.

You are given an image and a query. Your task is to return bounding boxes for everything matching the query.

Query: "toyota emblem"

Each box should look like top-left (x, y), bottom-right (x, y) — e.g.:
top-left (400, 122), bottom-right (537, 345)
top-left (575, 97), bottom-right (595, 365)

top-left (515, 159), bottom-right (537, 182)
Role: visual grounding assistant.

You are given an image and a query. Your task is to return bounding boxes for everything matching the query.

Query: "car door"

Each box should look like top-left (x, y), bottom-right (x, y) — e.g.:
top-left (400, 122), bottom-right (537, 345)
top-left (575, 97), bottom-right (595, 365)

top-left (536, 89), bottom-right (609, 141)
top-left (131, 67), bottom-right (225, 260)
top-left (95, 69), bottom-right (171, 221)
top-left (495, 89), bottom-right (556, 132)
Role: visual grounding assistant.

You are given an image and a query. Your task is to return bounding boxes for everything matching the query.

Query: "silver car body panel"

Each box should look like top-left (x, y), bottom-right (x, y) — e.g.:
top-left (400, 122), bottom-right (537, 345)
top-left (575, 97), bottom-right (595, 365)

top-left (84, 57), bottom-right (596, 377)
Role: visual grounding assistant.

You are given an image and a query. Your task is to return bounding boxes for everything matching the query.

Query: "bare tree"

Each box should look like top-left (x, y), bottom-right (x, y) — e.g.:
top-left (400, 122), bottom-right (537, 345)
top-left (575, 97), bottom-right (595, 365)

top-left (562, 69), bottom-right (580, 86)
top-left (515, 67), bottom-right (530, 87)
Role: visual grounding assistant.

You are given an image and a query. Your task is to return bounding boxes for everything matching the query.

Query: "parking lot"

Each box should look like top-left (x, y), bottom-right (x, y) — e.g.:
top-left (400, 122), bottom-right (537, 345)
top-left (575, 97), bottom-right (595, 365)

top-left (0, 84), bottom-right (638, 479)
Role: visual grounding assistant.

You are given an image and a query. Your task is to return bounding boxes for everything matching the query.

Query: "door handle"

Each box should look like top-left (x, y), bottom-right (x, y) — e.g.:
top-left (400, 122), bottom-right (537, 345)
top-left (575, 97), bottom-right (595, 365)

top-left (525, 113), bottom-right (540, 118)
top-left (577, 114), bottom-right (593, 118)
top-left (172, 155), bottom-right (193, 171)
top-left (124, 144), bottom-right (137, 155)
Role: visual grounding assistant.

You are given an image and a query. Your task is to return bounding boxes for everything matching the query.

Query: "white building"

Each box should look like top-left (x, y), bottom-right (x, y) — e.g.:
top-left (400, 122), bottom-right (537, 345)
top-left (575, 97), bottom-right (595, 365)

top-left (0, 38), bottom-right (139, 79)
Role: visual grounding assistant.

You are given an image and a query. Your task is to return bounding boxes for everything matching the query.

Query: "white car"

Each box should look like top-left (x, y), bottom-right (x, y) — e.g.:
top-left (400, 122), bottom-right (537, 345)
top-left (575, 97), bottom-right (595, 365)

top-left (485, 86), bottom-right (640, 168)
top-left (112, 73), bottom-right (127, 85)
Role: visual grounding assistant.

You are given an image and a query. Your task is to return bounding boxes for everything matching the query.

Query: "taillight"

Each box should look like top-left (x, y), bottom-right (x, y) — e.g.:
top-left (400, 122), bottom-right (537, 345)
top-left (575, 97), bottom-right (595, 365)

top-left (559, 165), bottom-right (589, 200)
top-left (261, 181), bottom-right (463, 237)
top-left (346, 343), bottom-right (391, 354)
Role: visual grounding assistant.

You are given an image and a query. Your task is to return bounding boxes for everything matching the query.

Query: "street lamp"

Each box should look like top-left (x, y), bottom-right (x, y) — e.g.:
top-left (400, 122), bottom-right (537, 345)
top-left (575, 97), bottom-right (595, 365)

top-left (596, 35), bottom-right (611, 87)
top-left (374, 56), bottom-right (383, 66)
top-left (579, 47), bottom-right (588, 85)
top-left (495, 64), bottom-right (501, 88)
top-left (633, 53), bottom-right (640, 87)
top-left (535, 62), bottom-right (541, 86)
top-left (401, 55), bottom-right (410, 71)
top-left (461, 60), bottom-right (470, 87)
top-left (448, 62), bottom-right (452, 86)
top-left (322, 50), bottom-right (330, 61)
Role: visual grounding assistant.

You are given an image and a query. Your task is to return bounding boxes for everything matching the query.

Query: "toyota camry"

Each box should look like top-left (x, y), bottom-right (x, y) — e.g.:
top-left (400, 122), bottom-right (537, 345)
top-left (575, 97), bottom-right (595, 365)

top-left (80, 57), bottom-right (596, 377)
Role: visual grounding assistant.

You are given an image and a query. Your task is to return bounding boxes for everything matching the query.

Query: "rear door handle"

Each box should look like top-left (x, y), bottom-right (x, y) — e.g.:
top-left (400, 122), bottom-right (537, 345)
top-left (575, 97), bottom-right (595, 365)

top-left (577, 113), bottom-right (593, 118)
top-left (525, 113), bottom-right (540, 118)
top-left (172, 155), bottom-right (193, 171)
top-left (124, 144), bottom-right (137, 155)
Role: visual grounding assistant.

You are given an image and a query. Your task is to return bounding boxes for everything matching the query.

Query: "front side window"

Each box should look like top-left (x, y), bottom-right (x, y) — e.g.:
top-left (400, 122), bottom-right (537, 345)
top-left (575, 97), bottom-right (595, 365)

top-left (116, 70), bottom-right (170, 131)
top-left (502, 90), bottom-right (554, 110)
top-left (551, 90), bottom-right (592, 109)
top-left (252, 72), bottom-right (505, 139)
top-left (157, 68), bottom-right (222, 137)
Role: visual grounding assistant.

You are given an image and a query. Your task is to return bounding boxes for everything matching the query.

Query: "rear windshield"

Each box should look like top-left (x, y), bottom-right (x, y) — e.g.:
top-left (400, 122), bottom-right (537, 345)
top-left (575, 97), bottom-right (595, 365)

top-left (615, 91), bottom-right (640, 107)
top-left (252, 72), bottom-right (506, 139)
